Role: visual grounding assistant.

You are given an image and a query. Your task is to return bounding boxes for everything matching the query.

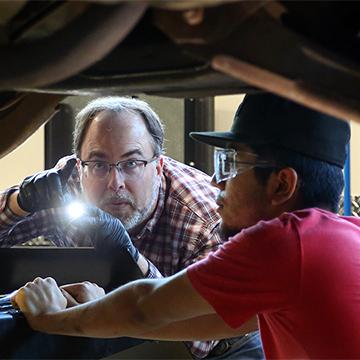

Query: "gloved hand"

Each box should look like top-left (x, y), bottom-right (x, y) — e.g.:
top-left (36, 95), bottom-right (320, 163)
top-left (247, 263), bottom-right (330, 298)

top-left (17, 157), bottom-right (77, 213)
top-left (72, 206), bottom-right (139, 262)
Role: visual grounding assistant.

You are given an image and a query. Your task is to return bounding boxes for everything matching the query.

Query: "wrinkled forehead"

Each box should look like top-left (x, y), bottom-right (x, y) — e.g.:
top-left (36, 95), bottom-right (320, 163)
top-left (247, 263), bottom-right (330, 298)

top-left (80, 109), bottom-right (154, 158)
top-left (90, 110), bottom-right (152, 142)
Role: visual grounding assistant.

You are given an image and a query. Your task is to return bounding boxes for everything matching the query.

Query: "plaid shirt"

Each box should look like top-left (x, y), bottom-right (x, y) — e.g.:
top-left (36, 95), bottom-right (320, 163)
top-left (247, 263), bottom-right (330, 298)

top-left (0, 156), bottom-right (222, 358)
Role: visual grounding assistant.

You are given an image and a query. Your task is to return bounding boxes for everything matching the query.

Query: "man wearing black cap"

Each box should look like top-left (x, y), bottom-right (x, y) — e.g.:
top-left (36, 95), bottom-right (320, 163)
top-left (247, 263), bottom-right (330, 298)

top-left (13, 93), bottom-right (360, 359)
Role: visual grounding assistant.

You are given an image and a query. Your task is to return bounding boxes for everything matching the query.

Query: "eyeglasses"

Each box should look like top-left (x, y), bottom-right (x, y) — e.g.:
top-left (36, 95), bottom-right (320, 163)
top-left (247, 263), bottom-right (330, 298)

top-left (214, 148), bottom-right (275, 184)
top-left (80, 156), bottom-right (158, 180)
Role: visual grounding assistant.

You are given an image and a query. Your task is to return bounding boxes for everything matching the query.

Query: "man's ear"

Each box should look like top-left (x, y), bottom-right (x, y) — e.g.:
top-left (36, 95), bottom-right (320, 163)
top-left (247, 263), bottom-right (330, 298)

top-left (76, 158), bottom-right (81, 171)
top-left (76, 158), bottom-right (82, 180)
top-left (155, 155), bottom-right (164, 176)
top-left (267, 168), bottom-right (298, 206)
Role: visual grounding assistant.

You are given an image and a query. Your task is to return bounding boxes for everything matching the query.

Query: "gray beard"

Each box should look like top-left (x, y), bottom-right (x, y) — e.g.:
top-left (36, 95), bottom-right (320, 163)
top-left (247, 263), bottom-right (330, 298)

top-left (116, 180), bottom-right (160, 233)
top-left (81, 178), bottom-right (161, 234)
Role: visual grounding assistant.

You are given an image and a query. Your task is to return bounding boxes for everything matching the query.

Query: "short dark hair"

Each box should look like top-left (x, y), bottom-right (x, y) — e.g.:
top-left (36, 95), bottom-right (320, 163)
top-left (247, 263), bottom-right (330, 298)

top-left (251, 144), bottom-right (345, 213)
top-left (73, 97), bottom-right (164, 157)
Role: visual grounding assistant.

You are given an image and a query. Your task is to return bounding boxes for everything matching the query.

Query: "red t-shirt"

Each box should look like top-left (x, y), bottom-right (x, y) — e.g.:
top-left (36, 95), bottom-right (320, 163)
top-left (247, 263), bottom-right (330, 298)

top-left (187, 208), bottom-right (360, 359)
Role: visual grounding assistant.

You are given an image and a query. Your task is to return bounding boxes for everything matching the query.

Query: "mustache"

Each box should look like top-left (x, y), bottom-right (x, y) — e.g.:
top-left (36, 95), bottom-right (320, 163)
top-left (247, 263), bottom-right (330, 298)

top-left (100, 192), bottom-right (135, 207)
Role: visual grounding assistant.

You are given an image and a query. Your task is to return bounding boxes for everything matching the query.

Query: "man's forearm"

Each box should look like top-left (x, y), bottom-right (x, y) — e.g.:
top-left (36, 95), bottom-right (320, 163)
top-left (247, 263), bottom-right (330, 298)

top-left (28, 281), bottom-right (256, 341)
top-left (21, 271), bottom-right (216, 339)
top-left (28, 279), bottom-right (168, 338)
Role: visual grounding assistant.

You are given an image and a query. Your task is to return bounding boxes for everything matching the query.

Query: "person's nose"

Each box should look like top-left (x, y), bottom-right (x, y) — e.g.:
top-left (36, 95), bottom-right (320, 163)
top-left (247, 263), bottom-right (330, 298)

top-left (107, 166), bottom-right (125, 191)
top-left (211, 174), bottom-right (225, 190)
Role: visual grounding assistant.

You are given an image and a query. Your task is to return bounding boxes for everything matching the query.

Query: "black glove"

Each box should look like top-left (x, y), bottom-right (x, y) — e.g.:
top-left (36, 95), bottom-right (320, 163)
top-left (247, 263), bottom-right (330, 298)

top-left (17, 157), bottom-right (77, 213)
top-left (72, 206), bottom-right (139, 262)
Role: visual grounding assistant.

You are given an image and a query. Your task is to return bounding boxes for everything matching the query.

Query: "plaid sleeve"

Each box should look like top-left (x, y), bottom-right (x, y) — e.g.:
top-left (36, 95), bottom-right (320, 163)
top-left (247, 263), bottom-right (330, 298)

top-left (182, 222), bottom-right (223, 268)
top-left (145, 259), bottom-right (163, 279)
top-left (0, 186), bottom-right (58, 247)
top-left (0, 187), bottom-right (26, 246)
top-left (0, 186), bottom-right (43, 246)
top-left (0, 186), bottom-right (19, 213)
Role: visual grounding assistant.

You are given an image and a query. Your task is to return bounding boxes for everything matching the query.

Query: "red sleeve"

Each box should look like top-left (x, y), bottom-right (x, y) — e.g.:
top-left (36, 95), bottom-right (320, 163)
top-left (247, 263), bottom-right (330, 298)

top-left (187, 216), bottom-right (301, 328)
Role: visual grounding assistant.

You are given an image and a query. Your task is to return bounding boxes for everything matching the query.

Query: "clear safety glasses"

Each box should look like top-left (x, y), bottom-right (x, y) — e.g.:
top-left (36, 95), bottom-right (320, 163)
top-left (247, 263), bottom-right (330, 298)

top-left (213, 148), bottom-right (275, 184)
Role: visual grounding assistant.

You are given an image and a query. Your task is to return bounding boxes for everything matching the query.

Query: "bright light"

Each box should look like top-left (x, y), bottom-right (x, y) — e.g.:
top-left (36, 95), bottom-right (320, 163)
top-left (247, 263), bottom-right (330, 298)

top-left (66, 201), bottom-right (86, 220)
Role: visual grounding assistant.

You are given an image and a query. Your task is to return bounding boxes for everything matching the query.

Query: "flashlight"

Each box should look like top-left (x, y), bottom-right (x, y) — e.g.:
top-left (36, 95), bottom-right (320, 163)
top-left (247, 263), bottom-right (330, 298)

top-left (66, 201), bottom-right (86, 220)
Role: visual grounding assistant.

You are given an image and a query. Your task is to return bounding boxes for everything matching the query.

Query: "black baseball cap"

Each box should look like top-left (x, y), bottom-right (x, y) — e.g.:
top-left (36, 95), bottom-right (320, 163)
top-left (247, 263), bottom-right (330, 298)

top-left (190, 93), bottom-right (350, 168)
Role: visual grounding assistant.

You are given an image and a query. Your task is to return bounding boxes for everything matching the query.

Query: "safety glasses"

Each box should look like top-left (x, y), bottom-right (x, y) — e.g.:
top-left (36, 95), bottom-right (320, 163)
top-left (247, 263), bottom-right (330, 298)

top-left (214, 148), bottom-right (275, 184)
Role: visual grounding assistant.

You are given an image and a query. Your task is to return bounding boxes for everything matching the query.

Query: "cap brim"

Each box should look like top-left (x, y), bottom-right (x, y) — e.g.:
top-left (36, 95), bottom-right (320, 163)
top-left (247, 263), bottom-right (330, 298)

top-left (190, 131), bottom-right (252, 148)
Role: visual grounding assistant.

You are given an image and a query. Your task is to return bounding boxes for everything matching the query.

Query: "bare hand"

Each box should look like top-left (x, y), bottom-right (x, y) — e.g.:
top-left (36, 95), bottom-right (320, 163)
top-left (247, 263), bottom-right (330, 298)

top-left (60, 281), bottom-right (105, 307)
top-left (12, 277), bottom-right (67, 328)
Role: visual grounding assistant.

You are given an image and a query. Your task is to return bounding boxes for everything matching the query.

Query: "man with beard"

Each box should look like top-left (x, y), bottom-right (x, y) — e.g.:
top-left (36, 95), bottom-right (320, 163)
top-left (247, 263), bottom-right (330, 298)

top-left (12, 93), bottom-right (360, 359)
top-left (0, 97), bottom-right (263, 359)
